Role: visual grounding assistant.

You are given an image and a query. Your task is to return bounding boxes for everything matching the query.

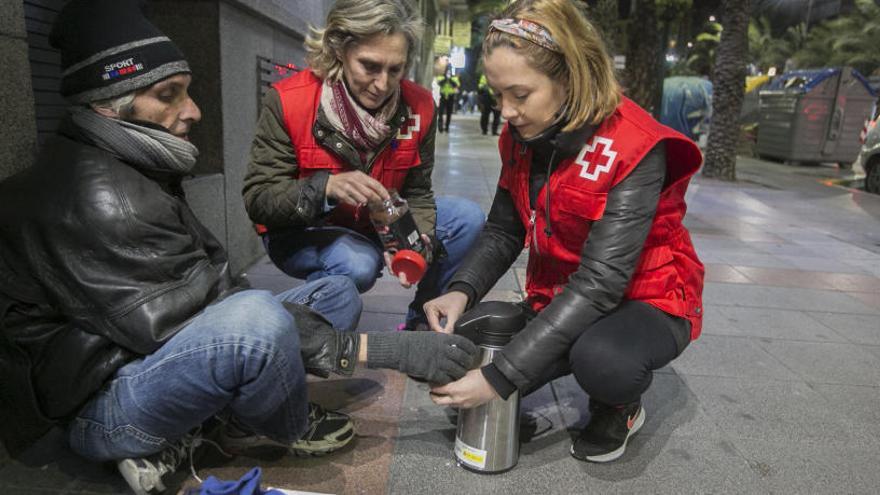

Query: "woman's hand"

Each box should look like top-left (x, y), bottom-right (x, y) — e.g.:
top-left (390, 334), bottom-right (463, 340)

top-left (423, 291), bottom-right (469, 334)
top-left (383, 234), bottom-right (432, 289)
top-left (326, 171), bottom-right (388, 206)
top-left (429, 369), bottom-right (498, 409)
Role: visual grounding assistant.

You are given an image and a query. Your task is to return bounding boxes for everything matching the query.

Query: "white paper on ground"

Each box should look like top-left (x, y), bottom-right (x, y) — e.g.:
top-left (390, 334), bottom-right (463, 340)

top-left (269, 489), bottom-right (334, 495)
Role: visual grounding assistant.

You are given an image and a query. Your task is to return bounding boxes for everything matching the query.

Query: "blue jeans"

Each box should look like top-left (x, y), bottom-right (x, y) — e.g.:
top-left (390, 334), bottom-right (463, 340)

top-left (66, 276), bottom-right (361, 462)
top-left (264, 196), bottom-right (484, 327)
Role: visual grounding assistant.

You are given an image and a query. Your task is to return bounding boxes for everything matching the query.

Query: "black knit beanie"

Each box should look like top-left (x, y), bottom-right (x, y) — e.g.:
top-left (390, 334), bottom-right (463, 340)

top-left (49, 0), bottom-right (190, 104)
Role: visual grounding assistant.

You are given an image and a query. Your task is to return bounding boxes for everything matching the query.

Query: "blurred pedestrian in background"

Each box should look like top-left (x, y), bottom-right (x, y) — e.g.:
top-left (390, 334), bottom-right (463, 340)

top-left (478, 73), bottom-right (501, 135)
top-left (435, 66), bottom-right (460, 132)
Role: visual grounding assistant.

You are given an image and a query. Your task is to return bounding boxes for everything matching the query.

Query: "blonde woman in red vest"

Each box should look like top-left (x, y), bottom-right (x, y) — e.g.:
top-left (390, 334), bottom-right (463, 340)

top-left (243, 0), bottom-right (484, 332)
top-left (426, 0), bottom-right (705, 463)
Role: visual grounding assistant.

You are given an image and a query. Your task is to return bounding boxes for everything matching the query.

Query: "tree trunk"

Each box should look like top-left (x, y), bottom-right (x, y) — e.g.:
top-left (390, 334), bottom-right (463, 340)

top-left (702, 0), bottom-right (750, 180)
top-left (589, 0), bottom-right (621, 55)
top-left (624, 0), bottom-right (662, 115)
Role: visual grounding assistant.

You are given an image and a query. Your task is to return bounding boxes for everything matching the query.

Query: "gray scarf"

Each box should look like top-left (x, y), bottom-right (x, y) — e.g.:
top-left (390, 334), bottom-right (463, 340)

top-left (69, 106), bottom-right (199, 174)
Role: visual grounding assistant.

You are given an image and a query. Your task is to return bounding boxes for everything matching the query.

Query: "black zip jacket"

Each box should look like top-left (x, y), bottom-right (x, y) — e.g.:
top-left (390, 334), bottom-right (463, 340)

top-left (448, 123), bottom-right (668, 396)
top-left (0, 120), bottom-right (236, 453)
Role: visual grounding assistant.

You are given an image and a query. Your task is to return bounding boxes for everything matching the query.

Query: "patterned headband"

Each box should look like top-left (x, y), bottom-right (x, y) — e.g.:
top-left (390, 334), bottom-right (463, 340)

top-left (488, 18), bottom-right (561, 53)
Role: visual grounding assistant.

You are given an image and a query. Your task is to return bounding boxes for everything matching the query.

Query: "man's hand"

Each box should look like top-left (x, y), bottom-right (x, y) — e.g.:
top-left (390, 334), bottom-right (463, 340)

top-left (423, 291), bottom-right (469, 334)
top-left (366, 331), bottom-right (477, 384)
top-left (430, 369), bottom-right (499, 409)
top-left (326, 171), bottom-right (388, 206)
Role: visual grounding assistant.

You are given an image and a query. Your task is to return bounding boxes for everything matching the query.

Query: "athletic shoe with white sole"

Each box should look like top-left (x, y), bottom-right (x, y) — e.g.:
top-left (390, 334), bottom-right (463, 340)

top-left (117, 432), bottom-right (202, 494)
top-left (570, 399), bottom-right (645, 463)
top-left (219, 403), bottom-right (354, 457)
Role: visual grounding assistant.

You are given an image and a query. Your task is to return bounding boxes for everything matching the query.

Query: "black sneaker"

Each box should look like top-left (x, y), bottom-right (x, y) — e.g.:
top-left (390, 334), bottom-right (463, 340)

top-left (570, 400), bottom-right (645, 463)
top-left (219, 403), bottom-right (354, 457)
top-left (117, 433), bottom-right (201, 495)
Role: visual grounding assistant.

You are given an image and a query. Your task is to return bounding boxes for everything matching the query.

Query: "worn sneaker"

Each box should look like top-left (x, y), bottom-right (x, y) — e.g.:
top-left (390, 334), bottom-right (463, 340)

top-left (219, 403), bottom-right (354, 457)
top-left (117, 433), bottom-right (201, 495)
top-left (570, 400), bottom-right (645, 463)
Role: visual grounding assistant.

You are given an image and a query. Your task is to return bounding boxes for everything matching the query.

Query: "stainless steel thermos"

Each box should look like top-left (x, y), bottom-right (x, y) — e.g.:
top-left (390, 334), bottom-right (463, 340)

top-left (453, 301), bottom-right (529, 473)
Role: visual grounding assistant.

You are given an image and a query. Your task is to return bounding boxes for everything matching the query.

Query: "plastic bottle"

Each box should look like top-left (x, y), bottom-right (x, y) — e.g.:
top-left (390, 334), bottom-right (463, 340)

top-left (368, 190), bottom-right (428, 283)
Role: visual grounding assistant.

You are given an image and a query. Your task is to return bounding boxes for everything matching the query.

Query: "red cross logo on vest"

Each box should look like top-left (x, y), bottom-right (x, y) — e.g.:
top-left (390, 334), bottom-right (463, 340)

top-left (576, 136), bottom-right (617, 181)
top-left (397, 114), bottom-right (421, 140)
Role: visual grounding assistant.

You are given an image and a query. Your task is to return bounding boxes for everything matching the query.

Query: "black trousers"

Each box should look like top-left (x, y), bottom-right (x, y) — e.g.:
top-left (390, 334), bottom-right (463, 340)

top-left (480, 107), bottom-right (500, 135)
top-left (528, 300), bottom-right (691, 405)
top-left (438, 96), bottom-right (455, 131)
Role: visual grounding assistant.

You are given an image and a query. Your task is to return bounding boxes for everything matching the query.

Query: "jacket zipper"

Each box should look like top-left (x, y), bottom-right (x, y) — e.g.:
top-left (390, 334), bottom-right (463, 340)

top-left (518, 142), bottom-right (540, 255)
top-left (529, 209), bottom-right (540, 255)
top-left (318, 110), bottom-right (408, 173)
top-left (365, 112), bottom-right (411, 172)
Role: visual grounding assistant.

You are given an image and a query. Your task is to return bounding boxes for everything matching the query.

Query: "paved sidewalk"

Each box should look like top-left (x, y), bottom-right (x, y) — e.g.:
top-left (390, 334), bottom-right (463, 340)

top-left (2, 113), bottom-right (879, 494)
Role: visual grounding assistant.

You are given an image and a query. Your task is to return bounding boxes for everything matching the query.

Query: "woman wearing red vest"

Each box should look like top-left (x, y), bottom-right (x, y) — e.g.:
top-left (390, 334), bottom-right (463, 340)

top-left (426, 0), bottom-right (705, 463)
top-left (242, 0), bottom-right (484, 331)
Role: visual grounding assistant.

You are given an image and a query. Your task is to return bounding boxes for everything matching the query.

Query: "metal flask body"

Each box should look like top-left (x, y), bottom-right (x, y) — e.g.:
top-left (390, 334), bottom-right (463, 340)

top-left (452, 301), bottom-right (528, 474)
top-left (454, 344), bottom-right (520, 473)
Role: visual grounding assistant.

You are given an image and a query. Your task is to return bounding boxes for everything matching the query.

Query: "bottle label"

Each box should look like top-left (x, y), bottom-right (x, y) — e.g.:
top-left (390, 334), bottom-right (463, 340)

top-left (455, 437), bottom-right (487, 469)
top-left (378, 211), bottom-right (424, 254)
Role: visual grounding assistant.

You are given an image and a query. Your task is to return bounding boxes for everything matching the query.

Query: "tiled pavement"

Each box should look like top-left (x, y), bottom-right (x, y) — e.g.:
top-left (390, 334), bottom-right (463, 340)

top-left (2, 113), bottom-right (879, 494)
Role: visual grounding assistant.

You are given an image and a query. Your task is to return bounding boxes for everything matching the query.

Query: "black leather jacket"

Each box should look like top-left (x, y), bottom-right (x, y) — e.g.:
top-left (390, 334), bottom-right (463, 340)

top-left (448, 123), bottom-right (669, 396)
top-left (0, 120), bottom-right (234, 452)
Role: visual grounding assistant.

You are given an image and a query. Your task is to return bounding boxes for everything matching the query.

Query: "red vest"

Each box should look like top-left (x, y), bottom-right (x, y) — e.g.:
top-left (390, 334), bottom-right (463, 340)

top-left (499, 97), bottom-right (706, 340)
top-left (258, 69), bottom-right (435, 235)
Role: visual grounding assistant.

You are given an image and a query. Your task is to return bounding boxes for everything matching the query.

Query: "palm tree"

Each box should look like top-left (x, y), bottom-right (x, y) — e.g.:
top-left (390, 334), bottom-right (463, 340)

top-left (624, 0), bottom-right (663, 114)
top-left (686, 20), bottom-right (723, 77)
top-left (702, 0), bottom-right (750, 180)
top-left (748, 17), bottom-right (784, 72)
top-left (587, 0), bottom-right (622, 55)
top-left (467, 0), bottom-right (508, 17)
top-left (791, 0), bottom-right (880, 75)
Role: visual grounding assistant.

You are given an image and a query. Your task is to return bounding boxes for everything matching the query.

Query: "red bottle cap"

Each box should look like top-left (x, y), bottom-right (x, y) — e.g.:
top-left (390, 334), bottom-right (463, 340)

top-left (391, 249), bottom-right (427, 284)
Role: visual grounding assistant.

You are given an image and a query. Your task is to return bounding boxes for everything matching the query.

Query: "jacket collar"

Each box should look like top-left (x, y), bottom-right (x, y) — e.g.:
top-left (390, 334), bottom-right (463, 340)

top-left (511, 119), bottom-right (596, 160)
top-left (312, 99), bottom-right (412, 169)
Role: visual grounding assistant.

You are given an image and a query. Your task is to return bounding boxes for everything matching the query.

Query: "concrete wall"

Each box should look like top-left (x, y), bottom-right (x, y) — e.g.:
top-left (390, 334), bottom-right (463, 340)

top-left (0, 0), bottom-right (36, 181)
top-left (148, 0), bottom-right (333, 274)
top-left (415, 0), bottom-right (439, 88)
top-left (217, 1), bottom-right (315, 274)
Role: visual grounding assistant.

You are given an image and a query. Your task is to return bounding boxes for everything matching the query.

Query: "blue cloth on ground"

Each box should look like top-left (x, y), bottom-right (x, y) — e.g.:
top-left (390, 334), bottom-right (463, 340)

top-left (192, 467), bottom-right (285, 495)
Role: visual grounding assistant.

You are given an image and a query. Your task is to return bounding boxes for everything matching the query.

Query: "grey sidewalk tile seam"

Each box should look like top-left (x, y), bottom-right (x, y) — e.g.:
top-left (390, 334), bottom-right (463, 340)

top-left (804, 311), bottom-right (880, 346)
top-left (703, 282), bottom-right (880, 315)
top-left (731, 438), bottom-right (880, 494)
top-left (671, 335), bottom-right (802, 381)
top-left (756, 339), bottom-right (880, 387)
top-left (680, 375), bottom-right (880, 450)
top-left (703, 305), bottom-right (851, 343)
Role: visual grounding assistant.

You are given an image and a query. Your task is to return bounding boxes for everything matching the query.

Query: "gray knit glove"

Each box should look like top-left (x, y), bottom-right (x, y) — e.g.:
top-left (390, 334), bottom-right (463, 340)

top-left (366, 331), bottom-right (478, 384)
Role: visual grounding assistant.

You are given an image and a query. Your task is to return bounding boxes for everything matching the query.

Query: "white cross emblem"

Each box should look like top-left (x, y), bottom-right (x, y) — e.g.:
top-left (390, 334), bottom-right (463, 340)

top-left (576, 136), bottom-right (617, 181)
top-left (396, 114), bottom-right (421, 140)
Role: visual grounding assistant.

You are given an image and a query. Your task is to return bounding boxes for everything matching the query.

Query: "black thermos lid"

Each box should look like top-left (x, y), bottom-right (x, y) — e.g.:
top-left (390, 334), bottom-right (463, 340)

top-left (453, 301), bottom-right (529, 347)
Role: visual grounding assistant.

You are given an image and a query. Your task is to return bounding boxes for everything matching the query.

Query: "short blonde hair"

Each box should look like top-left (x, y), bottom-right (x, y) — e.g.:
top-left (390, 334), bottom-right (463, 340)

top-left (305, 0), bottom-right (423, 82)
top-left (483, 0), bottom-right (620, 131)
